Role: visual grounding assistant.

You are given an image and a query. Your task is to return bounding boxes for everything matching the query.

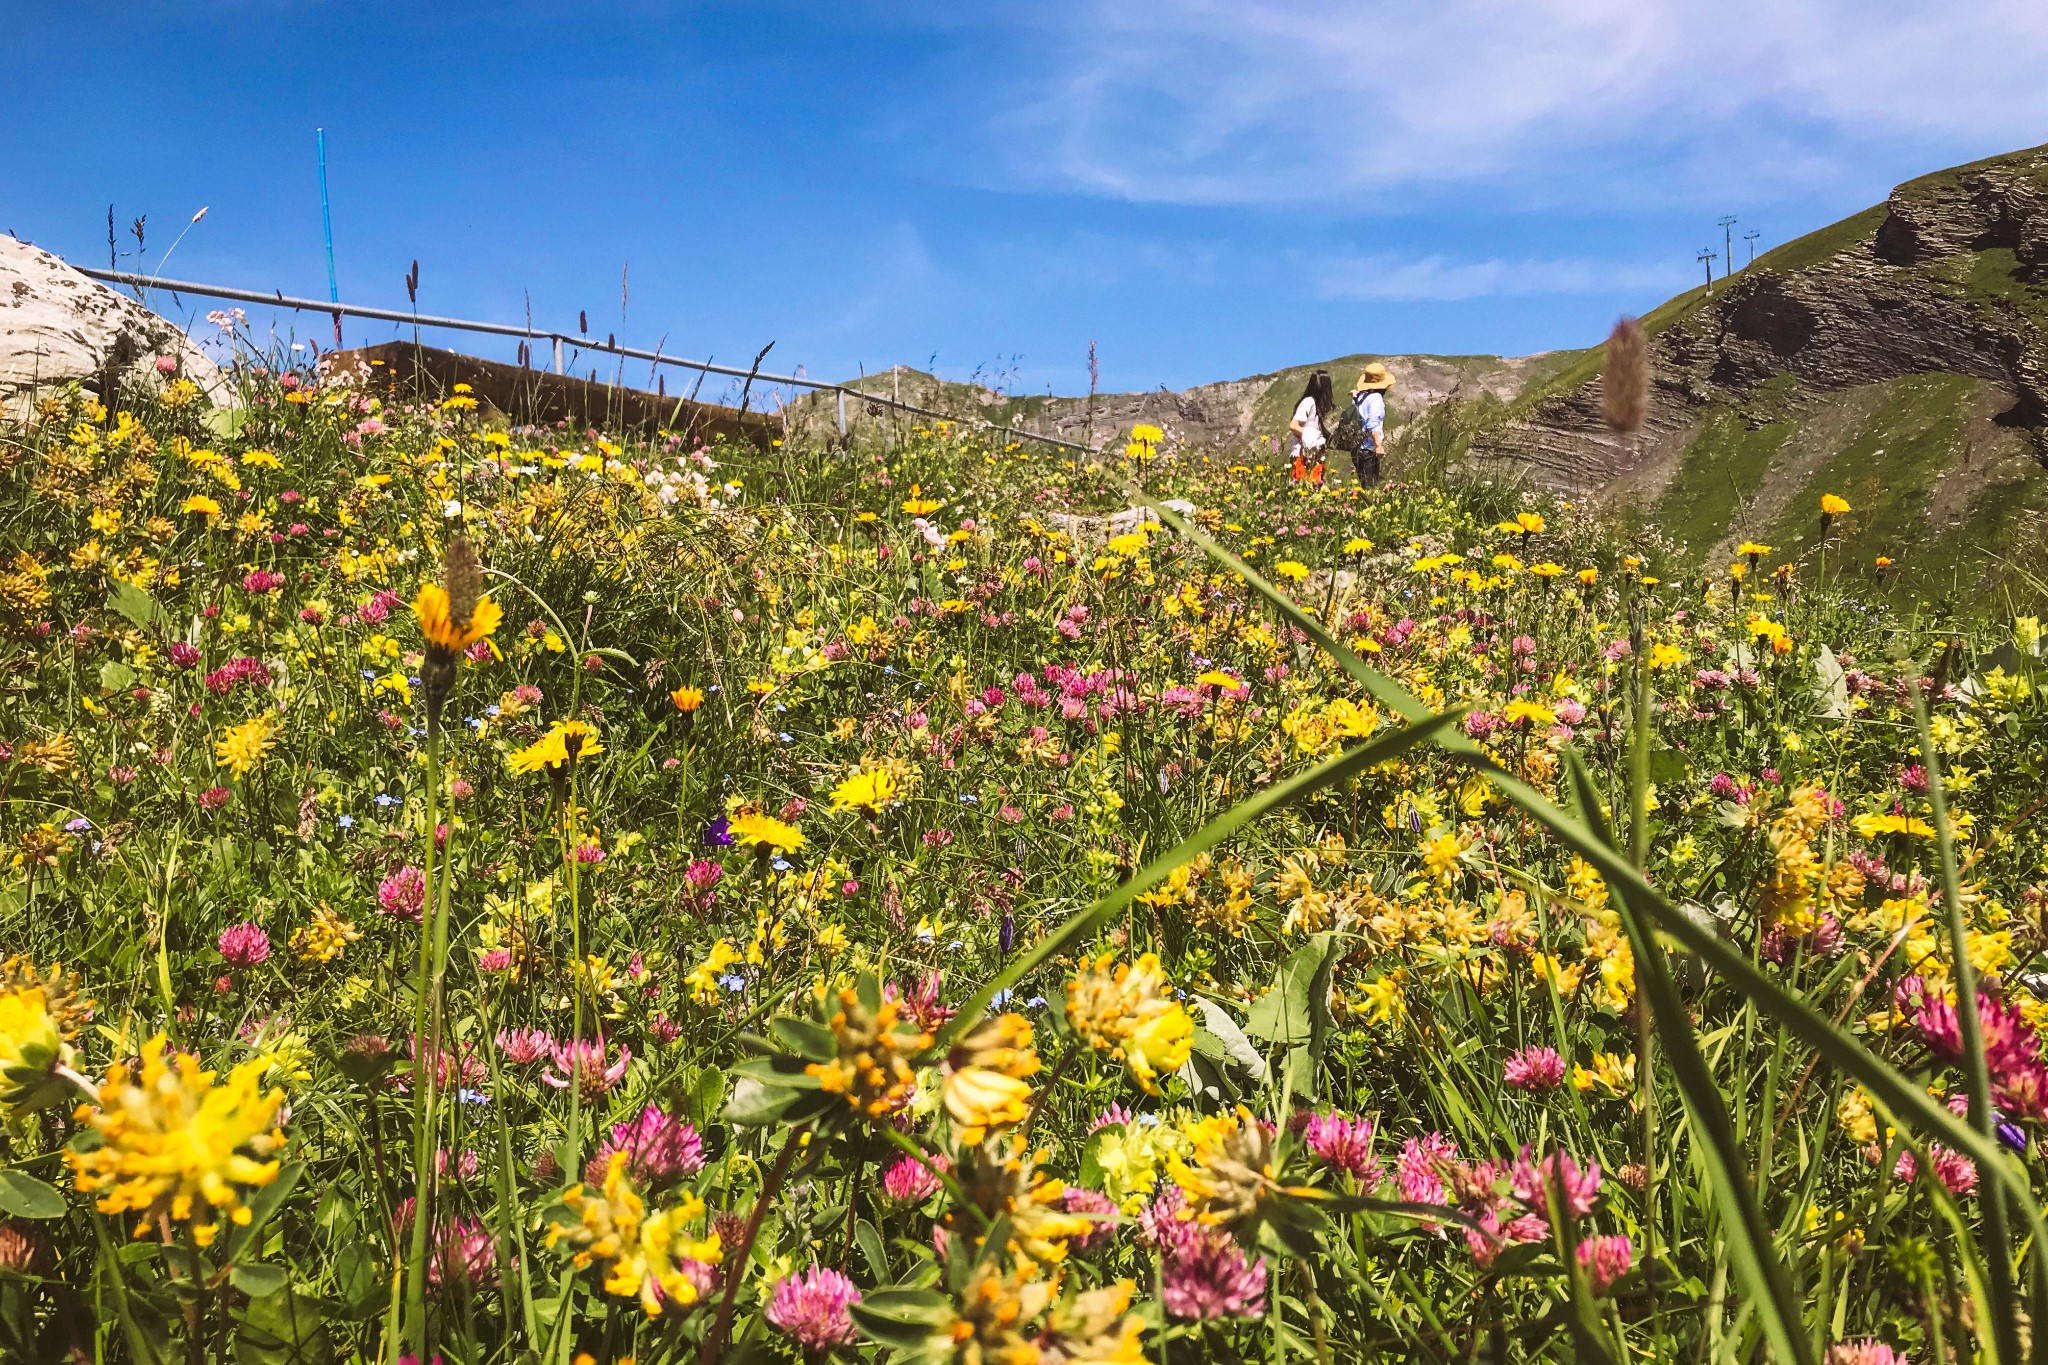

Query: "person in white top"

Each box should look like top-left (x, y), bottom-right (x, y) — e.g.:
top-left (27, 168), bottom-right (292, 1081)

top-left (1287, 369), bottom-right (1335, 484)
top-left (1349, 362), bottom-right (1393, 485)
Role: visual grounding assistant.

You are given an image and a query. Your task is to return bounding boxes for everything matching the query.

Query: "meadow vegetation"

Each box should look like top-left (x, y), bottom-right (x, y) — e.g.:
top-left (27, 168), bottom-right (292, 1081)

top-left (0, 339), bottom-right (2045, 1365)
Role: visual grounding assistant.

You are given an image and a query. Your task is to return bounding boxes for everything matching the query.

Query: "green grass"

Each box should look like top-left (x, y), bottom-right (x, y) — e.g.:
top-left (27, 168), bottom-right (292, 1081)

top-left (1648, 406), bottom-right (1800, 561)
top-left (1752, 373), bottom-right (2045, 600)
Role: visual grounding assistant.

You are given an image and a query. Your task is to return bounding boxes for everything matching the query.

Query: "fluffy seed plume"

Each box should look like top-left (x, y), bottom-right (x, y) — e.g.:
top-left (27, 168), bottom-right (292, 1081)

top-left (1601, 317), bottom-right (1650, 436)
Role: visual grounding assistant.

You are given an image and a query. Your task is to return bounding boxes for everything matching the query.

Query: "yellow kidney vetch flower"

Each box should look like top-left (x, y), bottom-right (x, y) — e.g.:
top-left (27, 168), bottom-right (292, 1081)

top-left (806, 987), bottom-right (930, 1120)
top-left (944, 1014), bottom-right (1039, 1146)
top-left (0, 962), bottom-right (75, 1115)
top-left (67, 1035), bottom-right (286, 1247)
top-left (214, 713), bottom-right (277, 779)
top-left (1065, 953), bottom-right (1194, 1095)
top-left (1571, 1050), bottom-right (1636, 1098)
top-left (550, 1151), bottom-right (721, 1317)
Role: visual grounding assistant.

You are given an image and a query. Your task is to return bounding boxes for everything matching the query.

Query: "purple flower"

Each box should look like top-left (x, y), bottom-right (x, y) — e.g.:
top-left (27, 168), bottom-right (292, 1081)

top-left (1893, 1144), bottom-right (1977, 1197)
top-left (1396, 1133), bottom-right (1458, 1204)
top-left (1510, 1147), bottom-right (1602, 1221)
top-left (1302, 1112), bottom-right (1379, 1181)
top-left (702, 816), bottom-right (733, 847)
top-left (1160, 1229), bottom-right (1268, 1320)
top-left (1504, 1046), bottom-right (1566, 1092)
top-left (1061, 1187), bottom-right (1119, 1250)
top-left (1578, 1234), bottom-right (1632, 1295)
top-left (1827, 1342), bottom-right (1910, 1365)
top-left (496, 1027), bottom-right (553, 1066)
top-left (1090, 1103), bottom-right (1136, 1134)
top-left (584, 1105), bottom-right (703, 1188)
top-left (766, 1266), bottom-right (861, 1352)
top-left (543, 1037), bottom-right (631, 1102)
top-left (379, 865), bottom-right (427, 922)
top-left (217, 922), bottom-right (271, 968)
top-left (881, 1153), bottom-right (946, 1204)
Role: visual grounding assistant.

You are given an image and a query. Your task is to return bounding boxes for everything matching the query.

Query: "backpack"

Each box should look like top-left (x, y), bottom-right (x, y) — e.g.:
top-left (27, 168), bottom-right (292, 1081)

top-left (1324, 396), bottom-right (1367, 454)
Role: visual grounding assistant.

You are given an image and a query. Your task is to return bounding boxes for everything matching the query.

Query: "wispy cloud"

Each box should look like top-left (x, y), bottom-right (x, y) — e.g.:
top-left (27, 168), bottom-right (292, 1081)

top-left (980, 0), bottom-right (2048, 208)
top-left (1315, 253), bottom-right (1692, 303)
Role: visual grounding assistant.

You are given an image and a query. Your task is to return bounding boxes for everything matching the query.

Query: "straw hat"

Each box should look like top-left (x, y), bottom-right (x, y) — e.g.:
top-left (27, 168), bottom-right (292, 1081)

top-left (1353, 363), bottom-right (1394, 393)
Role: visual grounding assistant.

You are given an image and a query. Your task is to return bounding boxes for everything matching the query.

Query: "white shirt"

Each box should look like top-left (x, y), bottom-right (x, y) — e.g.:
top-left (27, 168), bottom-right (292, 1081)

top-left (1291, 396), bottom-right (1325, 450)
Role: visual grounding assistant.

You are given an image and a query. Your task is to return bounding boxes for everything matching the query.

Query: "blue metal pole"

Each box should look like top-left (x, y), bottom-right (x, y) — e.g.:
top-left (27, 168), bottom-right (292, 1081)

top-left (317, 128), bottom-right (341, 346)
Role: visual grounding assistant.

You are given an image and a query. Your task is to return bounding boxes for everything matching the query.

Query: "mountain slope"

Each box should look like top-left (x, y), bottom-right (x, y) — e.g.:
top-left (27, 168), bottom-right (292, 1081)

top-left (799, 144), bottom-right (2048, 597)
top-left (1466, 143), bottom-right (2048, 597)
top-left (803, 352), bottom-right (1573, 453)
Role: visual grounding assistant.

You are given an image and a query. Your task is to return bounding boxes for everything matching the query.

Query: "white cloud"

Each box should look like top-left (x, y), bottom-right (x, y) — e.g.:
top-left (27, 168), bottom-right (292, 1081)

top-left (1315, 252), bottom-right (1692, 302)
top-left (985, 0), bottom-right (2048, 207)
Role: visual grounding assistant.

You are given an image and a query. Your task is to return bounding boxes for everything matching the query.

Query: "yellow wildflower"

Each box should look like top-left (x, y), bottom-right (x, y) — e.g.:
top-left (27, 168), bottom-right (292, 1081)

top-left (67, 1035), bottom-right (287, 1247)
top-left (214, 714), bottom-right (277, 779)
top-left (1064, 953), bottom-right (1194, 1094)
top-left (549, 1152), bottom-right (721, 1317)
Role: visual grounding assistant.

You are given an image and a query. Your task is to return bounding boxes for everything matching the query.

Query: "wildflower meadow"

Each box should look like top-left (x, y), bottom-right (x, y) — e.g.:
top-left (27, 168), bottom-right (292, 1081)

top-left (1, 342), bottom-right (2045, 1365)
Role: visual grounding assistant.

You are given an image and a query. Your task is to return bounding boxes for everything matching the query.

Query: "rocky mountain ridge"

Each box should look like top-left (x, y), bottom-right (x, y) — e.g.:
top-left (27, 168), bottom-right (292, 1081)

top-left (1468, 142), bottom-right (2048, 494)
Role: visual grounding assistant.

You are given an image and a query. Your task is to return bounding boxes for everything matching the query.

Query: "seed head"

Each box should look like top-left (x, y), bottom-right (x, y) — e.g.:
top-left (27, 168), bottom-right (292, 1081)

top-left (1601, 317), bottom-right (1650, 436)
top-left (443, 538), bottom-right (483, 630)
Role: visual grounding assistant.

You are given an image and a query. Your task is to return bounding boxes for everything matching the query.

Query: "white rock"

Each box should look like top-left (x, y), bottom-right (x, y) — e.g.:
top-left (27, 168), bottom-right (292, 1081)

top-left (0, 237), bottom-right (225, 418)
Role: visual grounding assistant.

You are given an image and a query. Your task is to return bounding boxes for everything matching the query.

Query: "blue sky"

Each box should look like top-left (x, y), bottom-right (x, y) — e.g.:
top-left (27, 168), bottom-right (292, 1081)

top-left (5, 1), bottom-right (2047, 400)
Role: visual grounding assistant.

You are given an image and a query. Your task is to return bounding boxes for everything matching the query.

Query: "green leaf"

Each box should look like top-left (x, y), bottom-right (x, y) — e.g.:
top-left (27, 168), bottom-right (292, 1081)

top-left (98, 660), bottom-right (138, 693)
top-left (1244, 937), bottom-right (1336, 1048)
top-left (1190, 999), bottom-right (1269, 1081)
top-left (233, 1286), bottom-right (334, 1365)
top-left (0, 1170), bottom-right (65, 1220)
top-left (769, 1017), bottom-right (838, 1063)
top-left (721, 1076), bottom-right (801, 1127)
top-left (1813, 644), bottom-right (1852, 720)
top-left (1560, 754), bottom-right (1812, 1365)
top-left (729, 1054), bottom-right (823, 1089)
top-left (688, 1066), bottom-right (728, 1128)
top-left (107, 579), bottom-right (163, 631)
top-left (200, 406), bottom-right (247, 438)
top-left (851, 1287), bottom-right (951, 1351)
top-left (855, 1219), bottom-right (889, 1283)
top-left (228, 1161), bottom-right (304, 1253)
top-left (229, 1263), bottom-right (290, 1298)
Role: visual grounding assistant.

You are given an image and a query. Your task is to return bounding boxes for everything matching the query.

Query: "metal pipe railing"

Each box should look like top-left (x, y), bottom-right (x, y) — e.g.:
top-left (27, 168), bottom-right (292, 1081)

top-left (79, 266), bottom-right (1096, 454)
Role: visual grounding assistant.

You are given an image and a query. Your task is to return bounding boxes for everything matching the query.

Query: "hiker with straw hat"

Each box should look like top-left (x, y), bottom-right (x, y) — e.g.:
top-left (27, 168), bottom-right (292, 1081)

top-left (1349, 362), bottom-right (1393, 485)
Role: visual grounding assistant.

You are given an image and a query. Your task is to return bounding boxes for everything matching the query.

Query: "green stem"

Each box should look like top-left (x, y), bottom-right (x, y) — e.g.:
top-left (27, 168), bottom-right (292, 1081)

top-left (1911, 676), bottom-right (2021, 1363)
top-left (397, 725), bottom-right (443, 1363)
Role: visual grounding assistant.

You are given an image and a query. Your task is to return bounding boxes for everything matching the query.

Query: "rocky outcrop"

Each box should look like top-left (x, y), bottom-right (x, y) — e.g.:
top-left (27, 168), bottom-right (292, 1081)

top-left (0, 237), bottom-right (223, 417)
top-left (1471, 142), bottom-right (2048, 492)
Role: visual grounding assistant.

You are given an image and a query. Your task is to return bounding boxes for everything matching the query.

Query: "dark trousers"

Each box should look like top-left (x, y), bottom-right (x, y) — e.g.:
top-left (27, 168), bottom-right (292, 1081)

top-left (1352, 446), bottom-right (1381, 485)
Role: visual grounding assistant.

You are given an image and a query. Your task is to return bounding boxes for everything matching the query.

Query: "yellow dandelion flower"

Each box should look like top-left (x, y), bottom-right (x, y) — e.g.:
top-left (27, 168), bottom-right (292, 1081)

top-left (413, 582), bottom-right (502, 653)
top-left (728, 810), bottom-right (802, 853)
top-left (829, 766), bottom-right (899, 814)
